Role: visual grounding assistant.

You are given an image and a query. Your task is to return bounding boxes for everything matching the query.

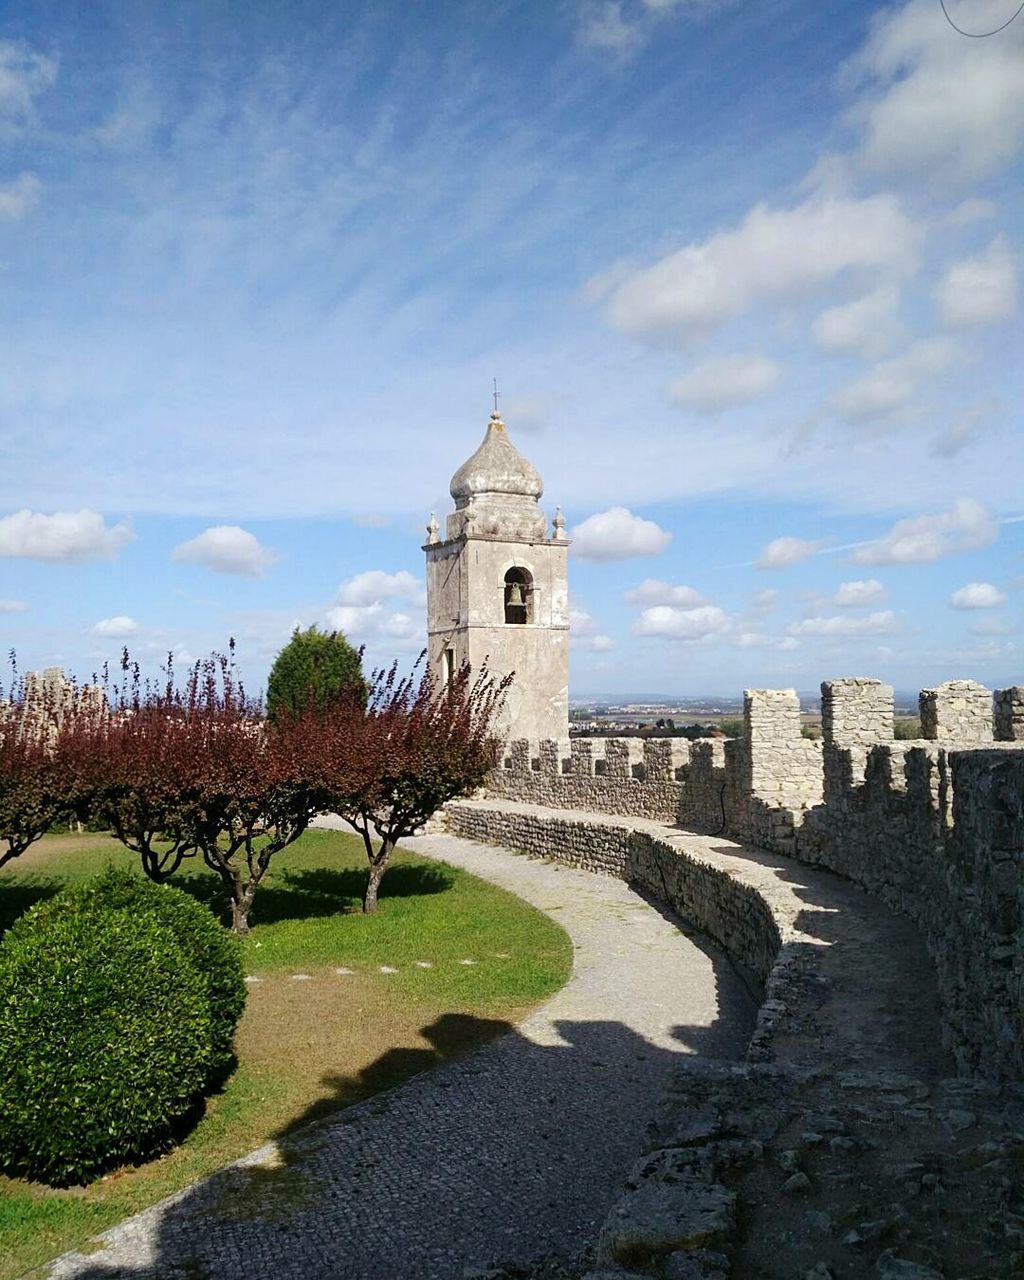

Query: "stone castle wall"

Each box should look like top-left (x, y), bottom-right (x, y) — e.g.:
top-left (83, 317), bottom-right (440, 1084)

top-left (481, 679), bottom-right (1024, 1079)
top-left (798, 678), bottom-right (1024, 1078)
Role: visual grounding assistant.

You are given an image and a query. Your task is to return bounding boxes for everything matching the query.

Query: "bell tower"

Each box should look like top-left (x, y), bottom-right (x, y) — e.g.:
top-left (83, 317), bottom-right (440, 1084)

top-left (424, 408), bottom-right (570, 743)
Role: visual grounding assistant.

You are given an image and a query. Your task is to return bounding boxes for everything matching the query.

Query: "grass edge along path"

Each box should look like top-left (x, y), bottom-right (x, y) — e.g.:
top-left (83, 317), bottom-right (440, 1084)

top-left (0, 828), bottom-right (573, 1280)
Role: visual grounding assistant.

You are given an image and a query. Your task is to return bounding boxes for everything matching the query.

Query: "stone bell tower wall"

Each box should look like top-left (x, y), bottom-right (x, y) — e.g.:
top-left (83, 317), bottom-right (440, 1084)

top-left (425, 411), bottom-right (570, 744)
top-left (426, 535), bottom-right (570, 745)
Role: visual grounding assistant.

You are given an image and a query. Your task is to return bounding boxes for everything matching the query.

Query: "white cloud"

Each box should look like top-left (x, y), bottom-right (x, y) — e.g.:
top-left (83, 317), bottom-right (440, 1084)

top-left (788, 610), bottom-right (897, 637)
top-left (578, 1), bottom-right (640, 52)
top-left (830, 335), bottom-right (962, 423)
top-left (337, 569), bottom-right (424, 606)
top-left (756, 536), bottom-right (824, 570)
top-left (633, 604), bottom-right (730, 640)
top-left (933, 238), bottom-right (1017, 328)
top-left (670, 354), bottom-right (781, 413)
top-left (0, 173), bottom-right (41, 220)
top-left (569, 608), bottom-right (614, 652)
top-left (625, 578), bottom-right (704, 607)
top-left (847, 0), bottom-right (1024, 188)
top-left (734, 631), bottom-right (796, 650)
top-left (577, 0), bottom-right (725, 54)
top-left (382, 611), bottom-right (417, 638)
top-left (834, 579), bottom-right (886, 607)
top-left (0, 598), bottom-right (27, 613)
top-left (0, 509), bottom-right (133, 563)
top-left (0, 40), bottom-right (57, 117)
top-left (352, 513), bottom-right (390, 529)
top-left (593, 193), bottom-right (922, 339)
top-left (750, 588), bottom-right (778, 611)
top-left (944, 197), bottom-right (996, 228)
top-left (813, 286), bottom-right (903, 359)
top-left (324, 602), bottom-right (420, 646)
top-left (950, 582), bottom-right (1006, 610)
top-left (830, 364), bottom-right (914, 422)
top-left (641, 0), bottom-right (734, 10)
top-left (172, 525), bottom-right (279, 577)
top-left (570, 506), bottom-right (672, 561)
top-left (326, 568), bottom-right (425, 651)
top-left (853, 497), bottom-right (998, 565)
top-left (931, 402), bottom-right (996, 457)
top-left (93, 615), bottom-right (139, 638)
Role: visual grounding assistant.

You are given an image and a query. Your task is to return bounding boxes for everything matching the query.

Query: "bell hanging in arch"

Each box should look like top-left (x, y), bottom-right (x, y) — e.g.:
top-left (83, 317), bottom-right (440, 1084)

top-left (506, 582), bottom-right (526, 608)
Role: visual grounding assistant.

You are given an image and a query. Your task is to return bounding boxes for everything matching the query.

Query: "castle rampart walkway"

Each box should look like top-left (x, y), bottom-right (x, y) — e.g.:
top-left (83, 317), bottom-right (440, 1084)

top-left (39, 805), bottom-right (950, 1279)
top-left (443, 799), bottom-right (951, 1082)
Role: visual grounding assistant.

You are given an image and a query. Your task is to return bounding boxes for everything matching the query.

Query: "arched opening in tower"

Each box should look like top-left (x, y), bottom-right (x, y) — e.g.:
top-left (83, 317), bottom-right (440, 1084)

top-left (504, 567), bottom-right (533, 625)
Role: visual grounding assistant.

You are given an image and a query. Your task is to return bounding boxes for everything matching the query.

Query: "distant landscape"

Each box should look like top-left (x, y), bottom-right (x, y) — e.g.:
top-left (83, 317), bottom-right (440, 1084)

top-left (570, 692), bottom-right (922, 739)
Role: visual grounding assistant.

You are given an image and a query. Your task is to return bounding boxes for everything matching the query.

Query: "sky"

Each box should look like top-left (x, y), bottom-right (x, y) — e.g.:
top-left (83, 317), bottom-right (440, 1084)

top-left (0, 0), bottom-right (1022, 699)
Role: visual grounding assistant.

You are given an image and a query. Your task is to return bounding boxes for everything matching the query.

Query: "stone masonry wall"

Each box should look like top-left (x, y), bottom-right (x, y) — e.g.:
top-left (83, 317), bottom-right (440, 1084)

top-left (738, 688), bottom-right (823, 854)
top-left (482, 675), bottom-right (1024, 1080)
top-left (447, 803), bottom-right (631, 880)
top-left (920, 678), bottom-right (994, 743)
top-left (486, 736), bottom-right (696, 825)
top-left (792, 678), bottom-right (1024, 1077)
top-left (995, 685), bottom-right (1024, 741)
top-left (486, 690), bottom-right (823, 841)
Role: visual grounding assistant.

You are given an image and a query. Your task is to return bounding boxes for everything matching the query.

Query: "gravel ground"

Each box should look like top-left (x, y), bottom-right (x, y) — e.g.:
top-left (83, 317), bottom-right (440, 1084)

top-left (39, 830), bottom-right (757, 1280)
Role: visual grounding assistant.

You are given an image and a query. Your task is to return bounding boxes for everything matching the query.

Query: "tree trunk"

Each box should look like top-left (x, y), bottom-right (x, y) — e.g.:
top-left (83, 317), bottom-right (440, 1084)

top-left (228, 870), bottom-right (257, 935)
top-left (231, 892), bottom-right (253, 935)
top-left (362, 856), bottom-right (389, 914)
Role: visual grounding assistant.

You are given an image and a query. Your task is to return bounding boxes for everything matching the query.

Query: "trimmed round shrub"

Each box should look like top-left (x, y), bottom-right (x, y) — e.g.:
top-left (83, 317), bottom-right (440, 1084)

top-left (58, 869), bottom-right (246, 1078)
top-left (0, 896), bottom-right (213, 1185)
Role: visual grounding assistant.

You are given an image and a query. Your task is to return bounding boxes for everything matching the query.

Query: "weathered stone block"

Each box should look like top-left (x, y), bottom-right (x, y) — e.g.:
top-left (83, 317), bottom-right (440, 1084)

top-left (821, 678), bottom-right (894, 747)
top-left (920, 679), bottom-right (992, 744)
top-left (598, 1178), bottom-right (736, 1266)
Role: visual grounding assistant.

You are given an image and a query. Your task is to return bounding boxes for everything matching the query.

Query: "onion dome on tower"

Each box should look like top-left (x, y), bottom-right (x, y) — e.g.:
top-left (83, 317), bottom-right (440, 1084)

top-left (445, 411), bottom-right (546, 541)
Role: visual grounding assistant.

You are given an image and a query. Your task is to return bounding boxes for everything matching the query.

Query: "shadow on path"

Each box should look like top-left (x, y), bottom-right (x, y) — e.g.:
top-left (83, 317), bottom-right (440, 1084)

top-left (49, 1008), bottom-right (749, 1280)
top-left (701, 841), bottom-right (951, 1080)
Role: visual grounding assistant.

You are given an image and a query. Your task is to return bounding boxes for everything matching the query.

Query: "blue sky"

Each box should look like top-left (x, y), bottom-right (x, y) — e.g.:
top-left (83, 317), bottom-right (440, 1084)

top-left (1, 0), bottom-right (1021, 697)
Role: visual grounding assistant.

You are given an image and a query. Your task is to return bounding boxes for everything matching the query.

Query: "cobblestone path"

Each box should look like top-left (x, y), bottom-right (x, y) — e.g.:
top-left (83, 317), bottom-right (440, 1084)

top-left (42, 831), bottom-right (758, 1280)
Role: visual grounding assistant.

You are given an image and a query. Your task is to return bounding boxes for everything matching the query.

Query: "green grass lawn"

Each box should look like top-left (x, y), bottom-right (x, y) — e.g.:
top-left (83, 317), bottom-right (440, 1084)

top-left (0, 828), bottom-right (572, 1279)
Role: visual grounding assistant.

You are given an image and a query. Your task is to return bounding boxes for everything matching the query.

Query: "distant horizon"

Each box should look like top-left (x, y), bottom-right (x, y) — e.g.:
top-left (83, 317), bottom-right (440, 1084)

top-left (569, 690), bottom-right (926, 706)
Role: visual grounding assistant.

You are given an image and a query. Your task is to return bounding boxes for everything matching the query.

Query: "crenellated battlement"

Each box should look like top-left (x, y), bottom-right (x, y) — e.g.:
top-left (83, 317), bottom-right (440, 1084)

top-left (489, 680), bottom-right (1024, 844)
top-left (480, 675), bottom-right (1024, 1077)
top-left (491, 732), bottom-right (723, 825)
top-left (501, 734), bottom-right (698, 782)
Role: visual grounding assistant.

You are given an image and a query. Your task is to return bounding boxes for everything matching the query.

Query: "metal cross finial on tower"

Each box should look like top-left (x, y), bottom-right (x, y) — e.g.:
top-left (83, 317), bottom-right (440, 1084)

top-left (492, 378), bottom-right (500, 415)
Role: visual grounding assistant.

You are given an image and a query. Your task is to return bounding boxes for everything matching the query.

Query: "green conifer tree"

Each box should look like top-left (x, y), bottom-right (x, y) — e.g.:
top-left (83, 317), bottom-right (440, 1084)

top-left (266, 627), bottom-right (365, 724)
